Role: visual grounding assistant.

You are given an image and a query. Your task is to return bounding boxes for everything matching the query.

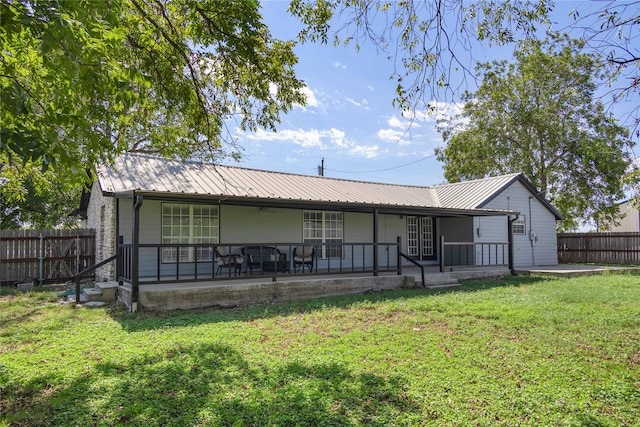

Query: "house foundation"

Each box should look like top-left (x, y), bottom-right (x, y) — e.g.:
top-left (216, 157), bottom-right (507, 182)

top-left (117, 267), bottom-right (511, 311)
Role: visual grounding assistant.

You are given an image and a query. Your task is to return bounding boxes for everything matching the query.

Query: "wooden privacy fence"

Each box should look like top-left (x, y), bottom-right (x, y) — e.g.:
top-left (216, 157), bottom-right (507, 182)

top-left (1, 229), bottom-right (96, 285)
top-left (557, 232), bottom-right (640, 265)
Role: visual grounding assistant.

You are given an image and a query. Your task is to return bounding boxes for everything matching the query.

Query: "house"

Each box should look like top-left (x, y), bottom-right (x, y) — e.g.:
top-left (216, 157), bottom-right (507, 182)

top-left (80, 153), bottom-right (562, 309)
top-left (604, 200), bottom-right (640, 232)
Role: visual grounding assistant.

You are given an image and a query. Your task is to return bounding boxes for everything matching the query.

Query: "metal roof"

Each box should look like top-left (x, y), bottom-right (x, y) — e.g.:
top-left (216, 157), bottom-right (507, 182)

top-left (95, 154), bottom-right (556, 217)
top-left (431, 174), bottom-right (521, 210)
top-left (431, 173), bottom-right (563, 220)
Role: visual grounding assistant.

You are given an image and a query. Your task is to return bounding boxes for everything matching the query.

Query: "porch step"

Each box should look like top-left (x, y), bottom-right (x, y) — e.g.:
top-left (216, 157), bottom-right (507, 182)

top-left (420, 272), bottom-right (461, 289)
top-left (82, 281), bottom-right (118, 302)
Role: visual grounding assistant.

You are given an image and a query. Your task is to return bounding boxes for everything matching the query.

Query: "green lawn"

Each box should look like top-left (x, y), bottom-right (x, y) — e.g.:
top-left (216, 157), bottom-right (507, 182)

top-left (1, 273), bottom-right (639, 426)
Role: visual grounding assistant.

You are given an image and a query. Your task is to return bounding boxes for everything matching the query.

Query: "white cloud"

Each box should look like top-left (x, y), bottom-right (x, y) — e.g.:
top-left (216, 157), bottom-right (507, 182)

top-left (327, 128), bottom-right (348, 147)
top-left (349, 144), bottom-right (379, 158)
top-left (346, 98), bottom-right (369, 109)
top-left (242, 126), bottom-right (380, 159)
top-left (246, 127), bottom-right (354, 151)
top-left (377, 128), bottom-right (411, 145)
top-left (246, 128), bottom-right (325, 148)
top-left (387, 116), bottom-right (406, 128)
top-left (268, 82), bottom-right (278, 98)
top-left (367, 85), bottom-right (375, 91)
top-left (299, 86), bottom-right (319, 108)
top-left (404, 101), bottom-right (463, 123)
top-left (333, 61), bottom-right (347, 69)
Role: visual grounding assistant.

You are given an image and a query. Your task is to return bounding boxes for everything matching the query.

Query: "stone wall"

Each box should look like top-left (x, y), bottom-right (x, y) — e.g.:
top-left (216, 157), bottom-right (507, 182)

top-left (86, 181), bottom-right (116, 280)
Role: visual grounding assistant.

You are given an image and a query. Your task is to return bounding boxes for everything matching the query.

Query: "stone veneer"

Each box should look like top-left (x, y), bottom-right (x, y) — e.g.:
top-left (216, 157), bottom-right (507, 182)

top-left (86, 181), bottom-right (116, 281)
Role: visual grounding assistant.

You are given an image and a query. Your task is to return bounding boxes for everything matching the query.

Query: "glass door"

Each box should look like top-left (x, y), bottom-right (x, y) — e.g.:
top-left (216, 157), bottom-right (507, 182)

top-left (406, 217), bottom-right (435, 260)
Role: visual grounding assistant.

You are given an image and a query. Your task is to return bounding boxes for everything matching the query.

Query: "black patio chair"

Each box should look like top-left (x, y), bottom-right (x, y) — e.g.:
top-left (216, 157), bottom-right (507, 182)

top-left (293, 245), bottom-right (314, 273)
top-left (242, 246), bottom-right (289, 274)
top-left (215, 247), bottom-right (243, 276)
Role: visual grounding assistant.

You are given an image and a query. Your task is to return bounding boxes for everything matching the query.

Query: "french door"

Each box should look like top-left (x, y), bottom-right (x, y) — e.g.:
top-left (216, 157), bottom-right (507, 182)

top-left (406, 217), bottom-right (436, 260)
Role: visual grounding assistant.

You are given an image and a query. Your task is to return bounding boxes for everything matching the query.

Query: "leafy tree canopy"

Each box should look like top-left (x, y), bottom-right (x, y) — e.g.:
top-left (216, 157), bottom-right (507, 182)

top-left (2, 0), bottom-right (638, 228)
top-left (289, 0), bottom-right (639, 132)
top-left (436, 34), bottom-right (634, 230)
top-left (1, 0), bottom-right (306, 228)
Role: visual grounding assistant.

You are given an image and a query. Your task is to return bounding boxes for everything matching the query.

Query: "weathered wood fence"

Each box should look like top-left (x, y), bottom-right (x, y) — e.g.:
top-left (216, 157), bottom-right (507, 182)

top-left (557, 232), bottom-right (640, 265)
top-left (1, 229), bottom-right (96, 285)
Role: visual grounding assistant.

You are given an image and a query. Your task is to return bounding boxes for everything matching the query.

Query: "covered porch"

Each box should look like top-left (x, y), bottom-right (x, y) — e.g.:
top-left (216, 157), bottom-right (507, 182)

top-left (110, 190), bottom-right (518, 312)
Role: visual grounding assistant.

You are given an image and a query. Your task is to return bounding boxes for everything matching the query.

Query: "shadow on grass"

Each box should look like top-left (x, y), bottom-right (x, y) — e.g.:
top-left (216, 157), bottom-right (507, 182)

top-left (3, 343), bottom-right (420, 426)
top-left (107, 275), bottom-right (553, 332)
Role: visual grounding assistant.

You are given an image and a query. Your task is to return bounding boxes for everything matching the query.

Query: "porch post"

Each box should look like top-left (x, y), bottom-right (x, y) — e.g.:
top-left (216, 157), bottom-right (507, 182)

top-left (373, 208), bottom-right (379, 276)
top-left (439, 235), bottom-right (445, 272)
top-left (396, 236), bottom-right (402, 275)
top-left (117, 236), bottom-right (124, 283)
top-left (508, 215), bottom-right (517, 275)
top-left (131, 193), bottom-right (143, 312)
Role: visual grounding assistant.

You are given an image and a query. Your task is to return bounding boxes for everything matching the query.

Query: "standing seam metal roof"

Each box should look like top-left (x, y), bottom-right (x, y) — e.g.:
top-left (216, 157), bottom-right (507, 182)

top-left (98, 154), bottom-right (442, 207)
top-left (97, 154), bottom-right (536, 213)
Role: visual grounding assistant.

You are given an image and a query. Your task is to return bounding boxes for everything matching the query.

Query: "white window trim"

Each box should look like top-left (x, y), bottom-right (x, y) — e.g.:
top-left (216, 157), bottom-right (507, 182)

top-left (303, 210), bottom-right (344, 259)
top-left (162, 203), bottom-right (219, 263)
top-left (512, 217), bottom-right (526, 235)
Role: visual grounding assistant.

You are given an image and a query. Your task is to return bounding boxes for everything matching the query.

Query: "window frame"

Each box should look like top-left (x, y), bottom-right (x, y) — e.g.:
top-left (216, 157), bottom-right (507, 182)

top-left (512, 217), bottom-right (526, 235)
top-left (303, 210), bottom-right (344, 259)
top-left (161, 203), bottom-right (219, 263)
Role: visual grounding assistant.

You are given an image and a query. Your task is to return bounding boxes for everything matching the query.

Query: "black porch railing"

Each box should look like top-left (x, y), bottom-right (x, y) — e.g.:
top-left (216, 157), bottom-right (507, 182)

top-left (115, 237), bottom-right (512, 285)
top-left (439, 236), bottom-right (510, 272)
top-left (117, 240), bottom-right (402, 284)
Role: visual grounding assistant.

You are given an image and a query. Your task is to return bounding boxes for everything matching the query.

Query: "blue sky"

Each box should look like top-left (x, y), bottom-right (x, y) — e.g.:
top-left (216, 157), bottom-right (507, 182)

top-left (225, 1), bottom-right (637, 187)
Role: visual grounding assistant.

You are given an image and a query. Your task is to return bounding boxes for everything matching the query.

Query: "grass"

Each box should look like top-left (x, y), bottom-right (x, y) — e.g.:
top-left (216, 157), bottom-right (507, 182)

top-left (1, 273), bottom-right (639, 426)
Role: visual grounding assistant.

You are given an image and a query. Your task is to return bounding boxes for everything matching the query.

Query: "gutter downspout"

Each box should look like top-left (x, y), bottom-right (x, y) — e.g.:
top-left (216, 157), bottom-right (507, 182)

top-left (373, 208), bottom-right (379, 276)
top-left (115, 198), bottom-right (120, 283)
top-left (131, 193), bottom-right (143, 312)
top-left (528, 196), bottom-right (535, 266)
top-left (508, 214), bottom-right (519, 275)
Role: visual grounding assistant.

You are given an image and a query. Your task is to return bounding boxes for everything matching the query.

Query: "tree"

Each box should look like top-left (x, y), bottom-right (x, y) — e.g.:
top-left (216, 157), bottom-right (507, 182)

top-left (1, 0), bottom-right (306, 226)
top-left (435, 35), bottom-right (633, 230)
top-left (289, 0), bottom-right (639, 131)
top-left (0, 162), bottom-right (81, 229)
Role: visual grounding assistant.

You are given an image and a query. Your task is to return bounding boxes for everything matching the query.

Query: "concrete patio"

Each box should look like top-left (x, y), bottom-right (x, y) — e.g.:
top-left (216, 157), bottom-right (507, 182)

top-left (515, 264), bottom-right (640, 278)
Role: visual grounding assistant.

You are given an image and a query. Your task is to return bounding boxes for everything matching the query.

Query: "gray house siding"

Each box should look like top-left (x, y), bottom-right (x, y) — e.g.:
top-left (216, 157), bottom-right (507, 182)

top-left (480, 180), bottom-right (558, 267)
top-left (221, 205), bottom-right (302, 243)
top-left (473, 216), bottom-right (509, 266)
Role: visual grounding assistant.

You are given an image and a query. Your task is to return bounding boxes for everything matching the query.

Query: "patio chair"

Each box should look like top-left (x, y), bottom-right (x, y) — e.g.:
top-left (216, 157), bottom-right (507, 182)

top-left (293, 245), bottom-right (314, 273)
top-left (242, 246), bottom-right (289, 275)
top-left (215, 247), bottom-right (243, 276)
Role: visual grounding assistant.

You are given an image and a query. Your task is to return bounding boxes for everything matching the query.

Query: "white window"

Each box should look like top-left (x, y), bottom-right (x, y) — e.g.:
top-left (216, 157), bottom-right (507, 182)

top-left (303, 211), bottom-right (343, 259)
top-left (162, 204), bottom-right (219, 262)
top-left (512, 217), bottom-right (526, 235)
